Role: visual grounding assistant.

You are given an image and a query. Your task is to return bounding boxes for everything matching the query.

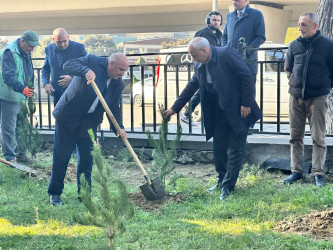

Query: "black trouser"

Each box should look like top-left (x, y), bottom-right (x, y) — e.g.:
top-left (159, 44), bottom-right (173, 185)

top-left (48, 123), bottom-right (95, 195)
top-left (213, 106), bottom-right (248, 191)
top-left (184, 89), bottom-right (201, 117)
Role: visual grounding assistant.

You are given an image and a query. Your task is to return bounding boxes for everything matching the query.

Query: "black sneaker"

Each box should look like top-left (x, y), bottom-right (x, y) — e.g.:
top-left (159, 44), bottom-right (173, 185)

top-left (314, 175), bottom-right (325, 186)
top-left (206, 182), bottom-right (222, 192)
top-left (220, 188), bottom-right (231, 200)
top-left (181, 115), bottom-right (190, 123)
top-left (283, 172), bottom-right (302, 184)
top-left (50, 195), bottom-right (63, 206)
top-left (181, 115), bottom-right (198, 126)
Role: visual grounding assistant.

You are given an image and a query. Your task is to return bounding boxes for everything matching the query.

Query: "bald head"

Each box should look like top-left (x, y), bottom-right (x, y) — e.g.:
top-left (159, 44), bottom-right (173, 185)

top-left (53, 28), bottom-right (69, 50)
top-left (188, 37), bottom-right (211, 64)
top-left (108, 52), bottom-right (129, 79)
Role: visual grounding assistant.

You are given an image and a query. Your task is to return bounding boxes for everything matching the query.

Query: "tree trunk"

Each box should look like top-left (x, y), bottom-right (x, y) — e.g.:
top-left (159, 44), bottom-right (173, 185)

top-left (317, 0), bottom-right (333, 134)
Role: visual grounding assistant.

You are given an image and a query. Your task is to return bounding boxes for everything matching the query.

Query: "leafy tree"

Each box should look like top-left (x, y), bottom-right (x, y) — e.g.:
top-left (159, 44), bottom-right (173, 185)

top-left (146, 105), bottom-right (182, 188)
top-left (0, 39), bottom-right (9, 51)
top-left (83, 35), bottom-right (117, 56)
top-left (74, 130), bottom-right (134, 250)
top-left (161, 38), bottom-right (191, 49)
top-left (31, 37), bottom-right (53, 68)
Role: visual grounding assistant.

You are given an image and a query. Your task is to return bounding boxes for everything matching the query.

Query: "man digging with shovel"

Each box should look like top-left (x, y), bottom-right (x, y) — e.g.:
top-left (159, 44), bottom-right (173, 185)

top-left (48, 52), bottom-right (128, 206)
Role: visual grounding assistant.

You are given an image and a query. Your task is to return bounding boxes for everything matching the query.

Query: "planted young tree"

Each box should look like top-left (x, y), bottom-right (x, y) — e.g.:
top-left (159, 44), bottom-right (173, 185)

top-left (146, 105), bottom-right (182, 188)
top-left (16, 82), bottom-right (43, 166)
top-left (73, 130), bottom-right (134, 250)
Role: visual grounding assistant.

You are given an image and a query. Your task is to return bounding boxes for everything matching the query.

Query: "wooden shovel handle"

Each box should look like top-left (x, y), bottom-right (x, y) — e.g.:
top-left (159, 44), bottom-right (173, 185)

top-left (90, 81), bottom-right (151, 185)
top-left (0, 158), bottom-right (12, 166)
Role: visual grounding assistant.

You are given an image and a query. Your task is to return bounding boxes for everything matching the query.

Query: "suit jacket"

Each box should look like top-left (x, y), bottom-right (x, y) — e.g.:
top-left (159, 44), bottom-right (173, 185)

top-left (222, 5), bottom-right (265, 74)
top-left (42, 40), bottom-right (87, 103)
top-left (171, 46), bottom-right (262, 140)
top-left (53, 54), bottom-right (124, 134)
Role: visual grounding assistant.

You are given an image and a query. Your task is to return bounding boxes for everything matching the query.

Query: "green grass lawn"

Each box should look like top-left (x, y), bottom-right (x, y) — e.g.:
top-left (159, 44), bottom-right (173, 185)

top-left (0, 157), bottom-right (333, 249)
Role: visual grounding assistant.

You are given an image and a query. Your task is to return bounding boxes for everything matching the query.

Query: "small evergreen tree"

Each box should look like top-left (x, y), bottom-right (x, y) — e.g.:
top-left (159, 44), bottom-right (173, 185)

top-left (146, 105), bottom-right (182, 188)
top-left (16, 82), bottom-right (43, 165)
top-left (73, 130), bottom-right (134, 250)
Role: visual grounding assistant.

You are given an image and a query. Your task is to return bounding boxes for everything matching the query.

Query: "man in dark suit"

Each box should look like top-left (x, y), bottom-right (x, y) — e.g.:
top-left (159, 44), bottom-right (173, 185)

top-left (42, 28), bottom-right (87, 105)
top-left (165, 37), bottom-right (261, 200)
top-left (222, 0), bottom-right (265, 98)
top-left (48, 52), bottom-right (128, 206)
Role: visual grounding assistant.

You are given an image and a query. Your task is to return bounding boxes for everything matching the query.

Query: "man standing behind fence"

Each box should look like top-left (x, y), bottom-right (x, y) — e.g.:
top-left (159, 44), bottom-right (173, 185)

top-left (181, 11), bottom-right (223, 125)
top-left (42, 28), bottom-right (87, 105)
top-left (283, 13), bottom-right (333, 186)
top-left (222, 0), bottom-right (265, 98)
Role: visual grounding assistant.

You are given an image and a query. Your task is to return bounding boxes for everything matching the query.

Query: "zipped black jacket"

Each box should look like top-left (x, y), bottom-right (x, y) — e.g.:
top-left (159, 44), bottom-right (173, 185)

top-left (285, 30), bottom-right (333, 99)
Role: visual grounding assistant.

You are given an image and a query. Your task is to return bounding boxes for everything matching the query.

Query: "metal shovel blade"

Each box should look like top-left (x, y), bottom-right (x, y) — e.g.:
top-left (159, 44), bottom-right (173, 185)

top-left (0, 158), bottom-right (37, 176)
top-left (139, 177), bottom-right (165, 201)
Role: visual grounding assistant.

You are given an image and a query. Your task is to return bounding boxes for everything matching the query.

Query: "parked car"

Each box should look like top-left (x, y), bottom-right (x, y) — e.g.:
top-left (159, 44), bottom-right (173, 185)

top-left (132, 77), bottom-right (154, 107)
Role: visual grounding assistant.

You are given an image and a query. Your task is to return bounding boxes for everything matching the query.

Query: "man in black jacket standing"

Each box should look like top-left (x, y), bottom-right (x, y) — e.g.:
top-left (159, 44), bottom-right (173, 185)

top-left (181, 11), bottom-right (222, 124)
top-left (283, 13), bottom-right (333, 186)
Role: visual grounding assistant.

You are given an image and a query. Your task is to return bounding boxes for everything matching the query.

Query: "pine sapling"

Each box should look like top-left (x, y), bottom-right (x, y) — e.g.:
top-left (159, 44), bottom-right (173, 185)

top-left (146, 104), bottom-right (182, 188)
top-left (73, 129), bottom-right (134, 250)
top-left (16, 82), bottom-right (43, 166)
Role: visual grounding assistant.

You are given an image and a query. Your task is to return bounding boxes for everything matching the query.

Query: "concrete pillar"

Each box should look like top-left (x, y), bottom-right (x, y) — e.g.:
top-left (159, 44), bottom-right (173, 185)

top-left (212, 0), bottom-right (218, 11)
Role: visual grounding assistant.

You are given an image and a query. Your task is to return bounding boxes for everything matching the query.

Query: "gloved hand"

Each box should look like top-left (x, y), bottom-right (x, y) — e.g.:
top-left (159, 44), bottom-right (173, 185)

top-left (23, 87), bottom-right (33, 97)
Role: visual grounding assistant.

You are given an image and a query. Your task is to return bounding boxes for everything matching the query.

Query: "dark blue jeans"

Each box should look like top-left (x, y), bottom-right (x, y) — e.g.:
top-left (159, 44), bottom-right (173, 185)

top-left (48, 123), bottom-right (94, 196)
top-left (213, 106), bottom-right (248, 191)
top-left (184, 89), bottom-right (201, 117)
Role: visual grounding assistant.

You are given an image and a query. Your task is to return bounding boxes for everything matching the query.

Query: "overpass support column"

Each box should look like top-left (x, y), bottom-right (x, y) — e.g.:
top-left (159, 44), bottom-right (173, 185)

top-left (212, 0), bottom-right (218, 11)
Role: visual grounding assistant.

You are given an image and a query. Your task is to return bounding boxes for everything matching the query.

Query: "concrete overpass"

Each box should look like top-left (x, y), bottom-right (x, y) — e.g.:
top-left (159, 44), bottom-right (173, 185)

top-left (0, 0), bottom-right (318, 42)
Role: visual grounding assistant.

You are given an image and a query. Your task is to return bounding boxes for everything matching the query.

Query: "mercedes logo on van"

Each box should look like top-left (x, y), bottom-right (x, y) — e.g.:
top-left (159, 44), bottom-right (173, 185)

top-left (181, 54), bottom-right (193, 63)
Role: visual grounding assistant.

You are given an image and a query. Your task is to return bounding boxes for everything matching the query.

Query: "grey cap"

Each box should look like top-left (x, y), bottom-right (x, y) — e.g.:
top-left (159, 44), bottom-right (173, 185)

top-left (21, 30), bottom-right (41, 47)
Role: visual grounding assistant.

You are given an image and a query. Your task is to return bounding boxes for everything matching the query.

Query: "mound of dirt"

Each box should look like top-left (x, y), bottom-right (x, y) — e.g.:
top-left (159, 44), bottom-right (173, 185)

top-left (275, 209), bottom-right (333, 240)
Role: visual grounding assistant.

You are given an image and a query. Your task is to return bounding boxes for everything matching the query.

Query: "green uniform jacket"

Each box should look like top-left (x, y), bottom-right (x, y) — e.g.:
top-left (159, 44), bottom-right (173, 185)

top-left (0, 40), bottom-right (28, 103)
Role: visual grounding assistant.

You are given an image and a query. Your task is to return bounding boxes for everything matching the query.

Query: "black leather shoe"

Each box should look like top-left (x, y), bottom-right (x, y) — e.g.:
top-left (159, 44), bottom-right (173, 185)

top-left (50, 195), bottom-right (63, 206)
top-left (206, 182), bottom-right (222, 192)
top-left (314, 175), bottom-right (325, 186)
top-left (220, 189), bottom-right (231, 200)
top-left (283, 172), bottom-right (302, 184)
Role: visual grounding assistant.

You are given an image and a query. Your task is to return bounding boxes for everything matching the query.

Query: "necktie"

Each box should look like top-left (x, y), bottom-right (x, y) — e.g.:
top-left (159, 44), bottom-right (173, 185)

top-left (238, 12), bottom-right (242, 19)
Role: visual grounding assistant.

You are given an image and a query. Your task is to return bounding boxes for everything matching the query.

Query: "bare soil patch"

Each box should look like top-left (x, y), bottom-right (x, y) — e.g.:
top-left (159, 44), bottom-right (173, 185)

top-left (275, 209), bottom-right (333, 241)
top-left (44, 161), bottom-right (215, 212)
